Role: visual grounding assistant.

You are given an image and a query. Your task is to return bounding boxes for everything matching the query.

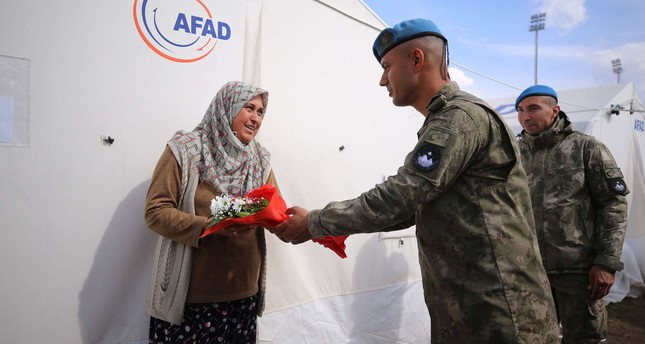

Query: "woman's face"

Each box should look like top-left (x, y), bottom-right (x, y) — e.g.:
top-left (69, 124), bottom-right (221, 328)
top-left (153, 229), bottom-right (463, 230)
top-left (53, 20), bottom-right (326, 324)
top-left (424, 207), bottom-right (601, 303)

top-left (231, 94), bottom-right (265, 144)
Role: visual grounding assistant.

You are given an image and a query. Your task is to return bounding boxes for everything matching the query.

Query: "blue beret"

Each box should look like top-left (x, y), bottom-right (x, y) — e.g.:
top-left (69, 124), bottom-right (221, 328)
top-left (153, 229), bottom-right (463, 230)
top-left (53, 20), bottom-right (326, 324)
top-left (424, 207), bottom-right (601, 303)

top-left (515, 85), bottom-right (558, 110)
top-left (373, 18), bottom-right (446, 63)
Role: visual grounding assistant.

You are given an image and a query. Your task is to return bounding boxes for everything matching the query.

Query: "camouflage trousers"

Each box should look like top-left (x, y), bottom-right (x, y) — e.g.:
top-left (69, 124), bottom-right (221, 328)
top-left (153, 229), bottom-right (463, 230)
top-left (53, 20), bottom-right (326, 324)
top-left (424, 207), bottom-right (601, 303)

top-left (549, 274), bottom-right (607, 344)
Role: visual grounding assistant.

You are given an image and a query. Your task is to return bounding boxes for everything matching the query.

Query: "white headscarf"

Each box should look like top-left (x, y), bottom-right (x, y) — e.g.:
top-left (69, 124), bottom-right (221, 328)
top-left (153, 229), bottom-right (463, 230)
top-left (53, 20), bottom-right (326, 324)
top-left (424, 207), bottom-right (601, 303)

top-left (169, 81), bottom-right (271, 196)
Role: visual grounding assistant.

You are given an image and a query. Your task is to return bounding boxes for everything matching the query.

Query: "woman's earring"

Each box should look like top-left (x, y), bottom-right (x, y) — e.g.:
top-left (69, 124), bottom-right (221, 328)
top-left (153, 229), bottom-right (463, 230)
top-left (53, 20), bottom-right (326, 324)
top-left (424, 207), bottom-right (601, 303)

top-left (232, 131), bottom-right (238, 137)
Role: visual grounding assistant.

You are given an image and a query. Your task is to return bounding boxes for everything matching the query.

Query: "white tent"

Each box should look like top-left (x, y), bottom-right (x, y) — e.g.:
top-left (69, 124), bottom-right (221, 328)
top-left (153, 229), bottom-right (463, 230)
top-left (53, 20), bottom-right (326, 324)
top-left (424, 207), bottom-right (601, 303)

top-left (0, 0), bottom-right (431, 343)
top-left (487, 82), bottom-right (645, 304)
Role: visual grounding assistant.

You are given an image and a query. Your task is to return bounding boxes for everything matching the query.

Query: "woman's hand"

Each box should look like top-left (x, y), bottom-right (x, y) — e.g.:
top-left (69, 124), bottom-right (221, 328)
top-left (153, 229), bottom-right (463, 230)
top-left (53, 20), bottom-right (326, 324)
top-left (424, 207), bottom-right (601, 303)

top-left (222, 224), bottom-right (256, 237)
top-left (202, 217), bottom-right (257, 237)
top-left (202, 217), bottom-right (255, 237)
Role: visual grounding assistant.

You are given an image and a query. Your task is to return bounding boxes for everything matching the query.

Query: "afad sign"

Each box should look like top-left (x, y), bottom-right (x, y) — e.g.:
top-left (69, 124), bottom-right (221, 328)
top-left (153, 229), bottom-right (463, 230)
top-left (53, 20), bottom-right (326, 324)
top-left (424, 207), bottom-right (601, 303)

top-left (133, 0), bottom-right (232, 63)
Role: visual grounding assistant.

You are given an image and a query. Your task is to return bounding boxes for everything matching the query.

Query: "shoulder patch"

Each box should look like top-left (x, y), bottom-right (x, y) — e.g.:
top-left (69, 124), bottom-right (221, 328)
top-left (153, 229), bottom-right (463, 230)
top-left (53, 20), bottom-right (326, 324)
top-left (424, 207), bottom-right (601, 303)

top-left (608, 178), bottom-right (628, 195)
top-left (413, 144), bottom-right (441, 172)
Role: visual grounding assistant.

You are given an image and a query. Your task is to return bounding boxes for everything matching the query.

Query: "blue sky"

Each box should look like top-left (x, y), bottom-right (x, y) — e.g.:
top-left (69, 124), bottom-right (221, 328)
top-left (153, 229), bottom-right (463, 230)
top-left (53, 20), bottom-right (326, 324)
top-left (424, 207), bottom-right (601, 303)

top-left (362, 0), bottom-right (645, 101)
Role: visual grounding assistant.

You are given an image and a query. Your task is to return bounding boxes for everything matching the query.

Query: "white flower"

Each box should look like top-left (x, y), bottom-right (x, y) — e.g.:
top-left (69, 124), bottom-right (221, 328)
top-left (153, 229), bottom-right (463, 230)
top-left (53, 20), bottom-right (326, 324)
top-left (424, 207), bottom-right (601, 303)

top-left (211, 195), bottom-right (233, 217)
top-left (206, 193), bottom-right (268, 228)
top-left (231, 198), bottom-right (247, 212)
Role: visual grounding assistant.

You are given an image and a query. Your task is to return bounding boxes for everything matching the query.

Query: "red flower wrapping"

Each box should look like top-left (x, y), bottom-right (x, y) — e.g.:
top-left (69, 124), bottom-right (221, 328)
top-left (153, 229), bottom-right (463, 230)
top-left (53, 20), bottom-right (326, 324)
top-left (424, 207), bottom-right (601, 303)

top-left (200, 184), bottom-right (348, 258)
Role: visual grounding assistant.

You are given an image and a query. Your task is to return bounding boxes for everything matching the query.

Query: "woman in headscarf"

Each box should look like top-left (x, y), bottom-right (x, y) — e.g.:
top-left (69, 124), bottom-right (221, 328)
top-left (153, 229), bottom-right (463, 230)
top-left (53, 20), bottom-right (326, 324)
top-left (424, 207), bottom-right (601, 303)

top-left (144, 81), bottom-right (277, 343)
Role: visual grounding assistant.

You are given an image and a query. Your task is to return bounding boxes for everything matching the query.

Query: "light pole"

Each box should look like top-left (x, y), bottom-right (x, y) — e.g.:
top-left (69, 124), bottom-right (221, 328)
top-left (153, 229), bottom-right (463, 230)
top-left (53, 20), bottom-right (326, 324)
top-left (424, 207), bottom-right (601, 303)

top-left (529, 13), bottom-right (546, 85)
top-left (611, 58), bottom-right (623, 84)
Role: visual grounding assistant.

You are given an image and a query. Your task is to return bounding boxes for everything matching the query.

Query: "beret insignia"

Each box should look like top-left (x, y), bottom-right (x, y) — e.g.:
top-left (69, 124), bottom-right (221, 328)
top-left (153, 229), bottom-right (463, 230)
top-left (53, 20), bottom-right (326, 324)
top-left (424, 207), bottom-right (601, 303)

top-left (379, 31), bottom-right (394, 54)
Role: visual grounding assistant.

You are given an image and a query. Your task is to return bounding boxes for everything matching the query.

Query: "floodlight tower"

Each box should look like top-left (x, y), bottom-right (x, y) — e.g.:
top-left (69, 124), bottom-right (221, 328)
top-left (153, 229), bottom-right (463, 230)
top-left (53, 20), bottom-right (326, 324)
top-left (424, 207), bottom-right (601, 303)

top-left (529, 12), bottom-right (546, 85)
top-left (611, 58), bottom-right (623, 84)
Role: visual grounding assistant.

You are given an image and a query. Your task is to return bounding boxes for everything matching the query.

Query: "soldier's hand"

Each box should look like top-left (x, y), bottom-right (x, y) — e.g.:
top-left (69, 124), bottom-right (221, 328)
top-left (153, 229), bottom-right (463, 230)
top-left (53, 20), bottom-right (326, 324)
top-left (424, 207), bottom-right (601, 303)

top-left (271, 206), bottom-right (312, 244)
top-left (588, 265), bottom-right (615, 300)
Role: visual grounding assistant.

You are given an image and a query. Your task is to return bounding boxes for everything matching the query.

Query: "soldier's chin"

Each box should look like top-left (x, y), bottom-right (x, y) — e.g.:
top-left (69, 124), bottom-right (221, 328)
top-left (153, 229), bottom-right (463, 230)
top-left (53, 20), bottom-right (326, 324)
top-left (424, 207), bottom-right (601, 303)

top-left (391, 97), bottom-right (407, 107)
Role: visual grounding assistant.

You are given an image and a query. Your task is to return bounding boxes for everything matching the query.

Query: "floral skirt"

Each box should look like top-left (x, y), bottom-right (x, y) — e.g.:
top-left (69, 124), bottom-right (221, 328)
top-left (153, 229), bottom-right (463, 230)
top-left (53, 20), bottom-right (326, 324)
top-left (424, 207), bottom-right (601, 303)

top-left (149, 295), bottom-right (257, 344)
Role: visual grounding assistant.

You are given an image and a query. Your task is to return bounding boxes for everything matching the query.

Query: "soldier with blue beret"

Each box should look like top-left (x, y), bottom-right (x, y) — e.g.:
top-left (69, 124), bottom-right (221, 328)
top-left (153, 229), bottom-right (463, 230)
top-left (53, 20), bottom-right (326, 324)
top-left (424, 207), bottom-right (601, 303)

top-left (372, 18), bottom-right (451, 86)
top-left (516, 84), bottom-right (629, 343)
top-left (272, 18), bottom-right (560, 343)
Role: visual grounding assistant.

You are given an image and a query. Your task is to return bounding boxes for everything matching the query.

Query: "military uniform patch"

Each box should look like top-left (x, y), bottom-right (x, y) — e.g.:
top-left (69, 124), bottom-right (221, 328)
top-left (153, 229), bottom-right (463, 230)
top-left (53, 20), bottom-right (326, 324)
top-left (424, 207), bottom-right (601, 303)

top-left (413, 144), bottom-right (441, 172)
top-left (608, 178), bottom-right (628, 195)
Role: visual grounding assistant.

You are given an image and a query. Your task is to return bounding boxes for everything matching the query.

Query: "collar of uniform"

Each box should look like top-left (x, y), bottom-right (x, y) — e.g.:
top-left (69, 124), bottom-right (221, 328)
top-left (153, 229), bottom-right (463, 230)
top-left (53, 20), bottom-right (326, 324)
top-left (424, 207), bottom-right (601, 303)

top-left (425, 81), bottom-right (459, 115)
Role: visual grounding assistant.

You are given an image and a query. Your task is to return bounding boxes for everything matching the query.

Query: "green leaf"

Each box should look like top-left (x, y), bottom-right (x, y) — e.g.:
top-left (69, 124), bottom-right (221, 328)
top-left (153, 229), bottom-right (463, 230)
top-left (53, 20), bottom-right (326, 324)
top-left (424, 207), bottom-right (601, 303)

top-left (207, 218), bottom-right (222, 228)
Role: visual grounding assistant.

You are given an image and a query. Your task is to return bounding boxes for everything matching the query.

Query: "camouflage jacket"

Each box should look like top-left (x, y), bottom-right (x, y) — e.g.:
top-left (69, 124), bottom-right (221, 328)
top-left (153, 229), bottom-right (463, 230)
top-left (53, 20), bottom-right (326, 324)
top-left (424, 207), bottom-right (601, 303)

top-left (308, 82), bottom-right (559, 343)
top-left (518, 112), bottom-right (628, 274)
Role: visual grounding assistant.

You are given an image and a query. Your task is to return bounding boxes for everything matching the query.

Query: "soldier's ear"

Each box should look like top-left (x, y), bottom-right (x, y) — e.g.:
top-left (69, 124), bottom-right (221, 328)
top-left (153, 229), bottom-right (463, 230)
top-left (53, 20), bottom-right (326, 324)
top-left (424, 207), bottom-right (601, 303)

top-left (411, 48), bottom-right (424, 71)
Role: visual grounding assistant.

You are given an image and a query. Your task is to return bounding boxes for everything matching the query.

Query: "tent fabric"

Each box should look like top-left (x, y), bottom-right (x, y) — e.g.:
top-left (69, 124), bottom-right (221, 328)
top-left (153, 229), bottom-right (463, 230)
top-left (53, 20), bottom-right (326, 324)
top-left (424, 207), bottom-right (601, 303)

top-left (606, 238), bottom-right (645, 302)
top-left (256, 0), bottom-right (427, 317)
top-left (259, 281), bottom-right (431, 343)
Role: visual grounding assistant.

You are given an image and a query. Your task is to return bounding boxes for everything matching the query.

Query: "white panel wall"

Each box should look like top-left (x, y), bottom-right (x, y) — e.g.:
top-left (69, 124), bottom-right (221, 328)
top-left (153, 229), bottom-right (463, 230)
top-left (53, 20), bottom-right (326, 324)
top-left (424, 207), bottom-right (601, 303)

top-left (0, 1), bottom-right (246, 342)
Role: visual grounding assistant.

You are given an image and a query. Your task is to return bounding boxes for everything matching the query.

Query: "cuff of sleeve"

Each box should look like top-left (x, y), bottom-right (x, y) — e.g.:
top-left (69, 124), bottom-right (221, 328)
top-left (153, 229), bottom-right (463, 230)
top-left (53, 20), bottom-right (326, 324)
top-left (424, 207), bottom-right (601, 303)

top-left (307, 209), bottom-right (327, 238)
top-left (191, 216), bottom-right (209, 248)
top-left (593, 256), bottom-right (623, 273)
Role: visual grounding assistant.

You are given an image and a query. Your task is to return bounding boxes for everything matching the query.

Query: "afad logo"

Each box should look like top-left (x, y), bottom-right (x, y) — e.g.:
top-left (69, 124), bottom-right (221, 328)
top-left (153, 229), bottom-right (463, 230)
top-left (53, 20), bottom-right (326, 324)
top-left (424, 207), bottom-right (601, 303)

top-left (133, 0), bottom-right (231, 63)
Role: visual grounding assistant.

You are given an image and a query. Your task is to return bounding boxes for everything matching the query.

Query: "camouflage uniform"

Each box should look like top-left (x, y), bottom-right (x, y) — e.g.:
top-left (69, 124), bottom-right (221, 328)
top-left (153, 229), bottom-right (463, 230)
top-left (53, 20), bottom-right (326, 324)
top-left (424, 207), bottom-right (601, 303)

top-left (518, 112), bottom-right (629, 343)
top-left (308, 82), bottom-right (560, 343)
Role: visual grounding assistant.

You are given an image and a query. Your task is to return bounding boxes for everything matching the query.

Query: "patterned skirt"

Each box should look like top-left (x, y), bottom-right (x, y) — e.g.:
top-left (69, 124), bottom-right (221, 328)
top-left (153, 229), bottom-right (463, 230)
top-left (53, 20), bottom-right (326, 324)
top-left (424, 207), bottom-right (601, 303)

top-left (149, 295), bottom-right (257, 344)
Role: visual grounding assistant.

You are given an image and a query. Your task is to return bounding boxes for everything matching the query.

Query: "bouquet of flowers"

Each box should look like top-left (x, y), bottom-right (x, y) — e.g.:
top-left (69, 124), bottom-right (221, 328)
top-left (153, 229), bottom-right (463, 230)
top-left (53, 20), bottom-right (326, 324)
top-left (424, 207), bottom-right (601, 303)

top-left (200, 184), bottom-right (348, 258)
top-left (206, 195), bottom-right (270, 228)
